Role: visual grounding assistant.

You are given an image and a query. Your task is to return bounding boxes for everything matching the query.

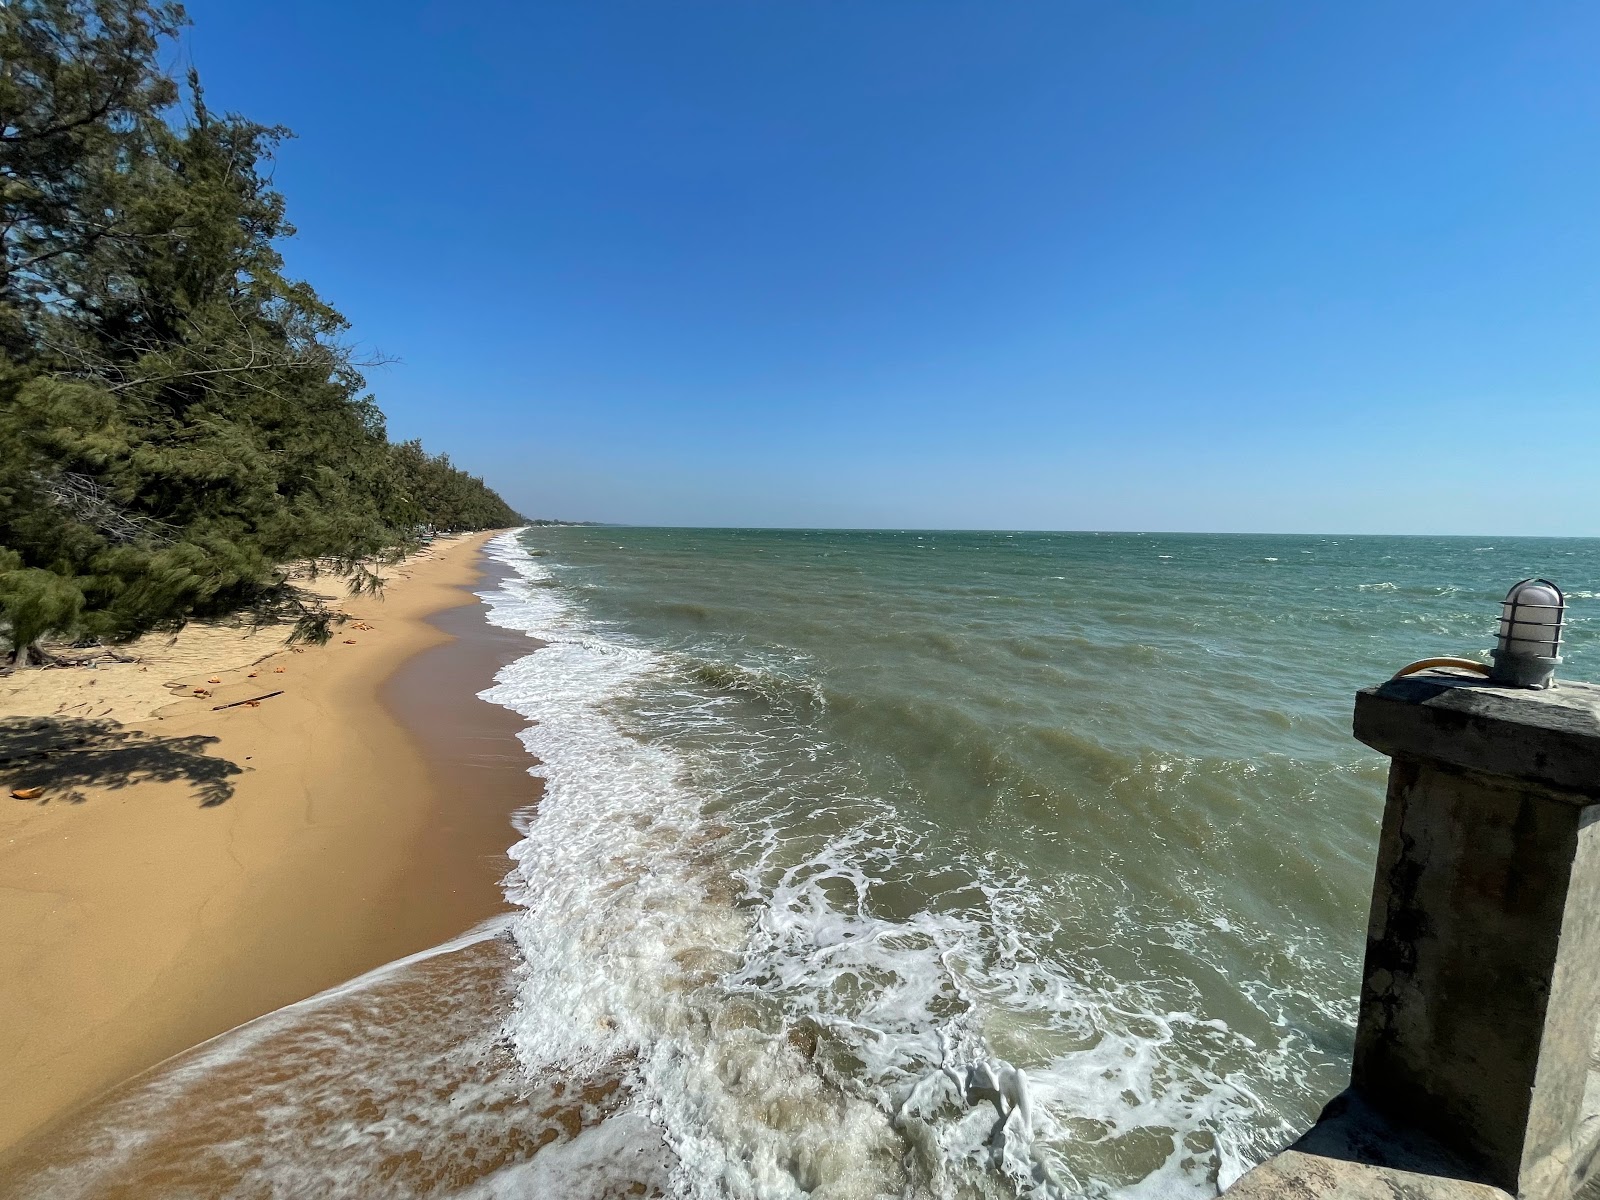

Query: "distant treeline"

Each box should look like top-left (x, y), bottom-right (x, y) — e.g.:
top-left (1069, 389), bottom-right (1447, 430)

top-left (0, 1), bottom-right (522, 663)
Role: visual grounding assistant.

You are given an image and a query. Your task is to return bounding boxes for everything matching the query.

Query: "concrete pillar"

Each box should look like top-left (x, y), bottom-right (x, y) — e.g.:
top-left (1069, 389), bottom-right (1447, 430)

top-left (1226, 673), bottom-right (1600, 1200)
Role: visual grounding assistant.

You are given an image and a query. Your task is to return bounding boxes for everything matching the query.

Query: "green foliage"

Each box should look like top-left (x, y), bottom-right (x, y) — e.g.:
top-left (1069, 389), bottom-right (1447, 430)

top-left (0, 0), bottom-right (522, 663)
top-left (0, 552), bottom-right (83, 664)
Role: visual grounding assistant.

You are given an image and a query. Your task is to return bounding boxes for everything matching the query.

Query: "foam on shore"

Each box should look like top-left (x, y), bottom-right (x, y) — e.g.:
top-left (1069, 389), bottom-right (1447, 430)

top-left (476, 530), bottom-right (1322, 1198)
top-left (0, 920), bottom-right (679, 1200)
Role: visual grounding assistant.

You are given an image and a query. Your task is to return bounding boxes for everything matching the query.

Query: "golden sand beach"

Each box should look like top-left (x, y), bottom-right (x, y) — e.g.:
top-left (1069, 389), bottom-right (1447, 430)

top-left (0, 532), bottom-right (537, 1156)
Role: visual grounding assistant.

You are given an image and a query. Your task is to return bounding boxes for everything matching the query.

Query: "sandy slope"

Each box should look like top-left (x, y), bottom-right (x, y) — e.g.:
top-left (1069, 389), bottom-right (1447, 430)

top-left (0, 531), bottom-right (517, 1152)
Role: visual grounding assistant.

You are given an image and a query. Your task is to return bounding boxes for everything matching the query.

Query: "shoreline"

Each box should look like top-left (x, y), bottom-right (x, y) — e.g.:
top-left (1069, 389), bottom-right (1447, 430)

top-left (378, 551), bottom-right (544, 935)
top-left (0, 531), bottom-right (539, 1156)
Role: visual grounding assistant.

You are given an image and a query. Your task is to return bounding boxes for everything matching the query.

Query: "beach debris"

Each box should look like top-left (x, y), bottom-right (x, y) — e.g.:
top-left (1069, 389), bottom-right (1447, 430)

top-left (342, 639), bottom-right (357, 644)
top-left (273, 667), bottom-right (286, 673)
top-left (192, 688), bottom-right (212, 698)
top-left (212, 690), bottom-right (284, 711)
top-left (247, 671), bottom-right (258, 678)
top-left (11, 787), bottom-right (44, 800)
top-left (207, 677), bottom-right (221, 684)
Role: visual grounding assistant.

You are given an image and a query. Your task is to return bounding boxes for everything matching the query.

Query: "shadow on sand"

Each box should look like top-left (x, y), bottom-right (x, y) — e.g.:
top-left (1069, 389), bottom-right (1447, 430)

top-left (0, 716), bottom-right (243, 807)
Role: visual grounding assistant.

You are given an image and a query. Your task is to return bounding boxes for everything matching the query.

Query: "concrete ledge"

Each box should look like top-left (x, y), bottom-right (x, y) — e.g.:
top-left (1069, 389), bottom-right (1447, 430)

top-left (1226, 1092), bottom-right (1514, 1200)
top-left (1353, 676), bottom-right (1600, 800)
top-left (1227, 1148), bottom-right (1512, 1200)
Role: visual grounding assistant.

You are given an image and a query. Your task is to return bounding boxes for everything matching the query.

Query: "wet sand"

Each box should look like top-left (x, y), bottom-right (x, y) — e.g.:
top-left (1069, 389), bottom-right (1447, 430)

top-left (0, 922), bottom-right (657, 1200)
top-left (378, 554), bottom-right (543, 932)
top-left (0, 533), bottom-right (540, 1158)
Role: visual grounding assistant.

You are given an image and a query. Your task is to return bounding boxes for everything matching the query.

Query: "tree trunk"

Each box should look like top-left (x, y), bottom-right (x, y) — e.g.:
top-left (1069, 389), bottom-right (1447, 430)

top-left (11, 643), bottom-right (60, 668)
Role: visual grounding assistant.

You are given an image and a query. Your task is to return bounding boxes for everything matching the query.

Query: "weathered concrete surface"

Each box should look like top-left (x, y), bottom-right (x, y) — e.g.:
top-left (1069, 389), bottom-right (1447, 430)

top-left (1354, 677), bottom-right (1600, 800)
top-left (1580, 1023), bottom-right (1600, 1200)
top-left (1349, 756), bottom-right (1600, 1196)
top-left (1228, 1149), bottom-right (1507, 1200)
top-left (1225, 672), bottom-right (1600, 1200)
top-left (1226, 1091), bottom-right (1513, 1200)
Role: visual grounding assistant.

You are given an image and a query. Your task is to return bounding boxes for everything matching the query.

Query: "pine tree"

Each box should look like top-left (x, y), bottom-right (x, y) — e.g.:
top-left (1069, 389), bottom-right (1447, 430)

top-left (0, 0), bottom-right (522, 666)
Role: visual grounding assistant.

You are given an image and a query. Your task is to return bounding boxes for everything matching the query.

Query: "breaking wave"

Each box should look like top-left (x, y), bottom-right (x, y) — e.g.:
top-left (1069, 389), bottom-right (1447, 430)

top-left (475, 531), bottom-right (1346, 1199)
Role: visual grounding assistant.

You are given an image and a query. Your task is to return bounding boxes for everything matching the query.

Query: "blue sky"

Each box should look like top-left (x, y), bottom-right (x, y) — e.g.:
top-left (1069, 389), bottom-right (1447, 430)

top-left (181, 2), bottom-right (1598, 533)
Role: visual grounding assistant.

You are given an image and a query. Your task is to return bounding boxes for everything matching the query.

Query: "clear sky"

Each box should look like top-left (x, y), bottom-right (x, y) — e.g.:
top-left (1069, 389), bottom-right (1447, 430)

top-left (180, 1), bottom-right (1598, 534)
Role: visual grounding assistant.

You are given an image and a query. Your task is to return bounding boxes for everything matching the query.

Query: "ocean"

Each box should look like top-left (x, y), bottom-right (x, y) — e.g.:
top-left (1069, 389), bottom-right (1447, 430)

top-left (11, 528), bottom-right (1598, 1199)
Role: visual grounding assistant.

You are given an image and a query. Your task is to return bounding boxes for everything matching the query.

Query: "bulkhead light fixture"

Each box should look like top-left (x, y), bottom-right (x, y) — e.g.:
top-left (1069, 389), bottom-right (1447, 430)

top-left (1489, 577), bottom-right (1565, 689)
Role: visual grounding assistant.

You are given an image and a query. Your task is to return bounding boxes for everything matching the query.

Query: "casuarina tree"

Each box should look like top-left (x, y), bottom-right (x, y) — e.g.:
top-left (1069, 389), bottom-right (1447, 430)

top-left (0, 0), bottom-right (521, 665)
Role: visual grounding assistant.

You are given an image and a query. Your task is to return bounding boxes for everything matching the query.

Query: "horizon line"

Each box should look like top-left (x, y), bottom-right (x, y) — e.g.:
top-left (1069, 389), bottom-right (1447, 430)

top-left (516, 523), bottom-right (1600, 540)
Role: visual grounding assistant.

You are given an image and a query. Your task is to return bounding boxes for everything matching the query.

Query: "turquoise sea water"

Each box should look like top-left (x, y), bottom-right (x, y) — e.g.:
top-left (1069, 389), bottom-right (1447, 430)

top-left (11, 529), bottom-right (1597, 1200)
top-left (478, 528), bottom-right (1600, 1198)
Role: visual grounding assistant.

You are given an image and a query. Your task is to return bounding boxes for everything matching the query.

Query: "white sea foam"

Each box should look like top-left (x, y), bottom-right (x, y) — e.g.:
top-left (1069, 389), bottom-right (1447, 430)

top-left (479, 536), bottom-right (902, 1195)
top-left (452, 1108), bottom-right (674, 1199)
top-left (475, 530), bottom-right (1312, 1199)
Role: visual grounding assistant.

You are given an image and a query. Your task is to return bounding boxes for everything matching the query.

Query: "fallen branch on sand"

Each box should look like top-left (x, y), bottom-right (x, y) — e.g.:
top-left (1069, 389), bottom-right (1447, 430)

top-left (211, 690), bottom-right (285, 711)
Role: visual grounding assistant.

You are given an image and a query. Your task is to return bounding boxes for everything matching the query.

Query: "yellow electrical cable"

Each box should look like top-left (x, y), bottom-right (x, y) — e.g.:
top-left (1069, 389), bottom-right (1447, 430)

top-left (1390, 657), bottom-right (1491, 680)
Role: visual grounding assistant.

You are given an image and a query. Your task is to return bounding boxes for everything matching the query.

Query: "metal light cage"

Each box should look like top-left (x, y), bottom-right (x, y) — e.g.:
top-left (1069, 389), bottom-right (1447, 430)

top-left (1490, 577), bottom-right (1565, 688)
top-left (1496, 578), bottom-right (1565, 656)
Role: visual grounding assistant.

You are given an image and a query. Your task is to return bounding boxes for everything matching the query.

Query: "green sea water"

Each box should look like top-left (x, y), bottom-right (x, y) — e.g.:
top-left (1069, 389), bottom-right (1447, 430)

top-left (483, 528), bottom-right (1600, 1198)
